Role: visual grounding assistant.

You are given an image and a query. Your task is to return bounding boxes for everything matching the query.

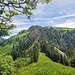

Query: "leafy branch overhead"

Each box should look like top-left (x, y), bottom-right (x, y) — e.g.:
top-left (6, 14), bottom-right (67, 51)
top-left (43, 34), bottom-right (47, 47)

top-left (0, 0), bottom-right (52, 36)
top-left (0, 0), bottom-right (52, 23)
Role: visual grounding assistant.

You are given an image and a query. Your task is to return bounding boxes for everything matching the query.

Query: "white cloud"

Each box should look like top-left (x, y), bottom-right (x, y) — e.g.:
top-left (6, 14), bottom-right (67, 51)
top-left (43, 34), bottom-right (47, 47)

top-left (53, 22), bottom-right (75, 28)
top-left (52, 14), bottom-right (75, 20)
top-left (11, 20), bottom-right (29, 26)
top-left (66, 19), bottom-right (75, 23)
top-left (47, 20), bottom-right (54, 24)
top-left (32, 13), bottom-right (75, 21)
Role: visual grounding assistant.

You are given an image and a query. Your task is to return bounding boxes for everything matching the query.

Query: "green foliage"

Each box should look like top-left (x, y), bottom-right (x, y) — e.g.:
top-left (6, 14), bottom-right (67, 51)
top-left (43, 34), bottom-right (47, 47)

top-left (0, 55), bottom-right (15, 75)
top-left (1, 25), bottom-right (75, 75)
top-left (0, 0), bottom-right (52, 37)
top-left (0, 44), bottom-right (13, 54)
top-left (41, 40), bottom-right (57, 62)
top-left (70, 58), bottom-right (75, 67)
top-left (14, 58), bottom-right (31, 68)
top-left (13, 53), bottom-right (75, 75)
top-left (11, 40), bottom-right (40, 63)
top-left (11, 49), bottom-right (19, 60)
top-left (53, 27), bottom-right (75, 31)
top-left (0, 25), bottom-right (72, 67)
top-left (0, 23), bottom-right (16, 36)
top-left (10, 10), bottom-right (18, 15)
top-left (0, 31), bottom-right (30, 54)
top-left (28, 41), bottom-right (40, 62)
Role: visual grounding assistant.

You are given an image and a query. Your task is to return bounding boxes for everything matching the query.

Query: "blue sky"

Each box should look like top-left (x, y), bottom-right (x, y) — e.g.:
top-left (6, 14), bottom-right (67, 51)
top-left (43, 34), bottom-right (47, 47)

top-left (3, 0), bottom-right (75, 39)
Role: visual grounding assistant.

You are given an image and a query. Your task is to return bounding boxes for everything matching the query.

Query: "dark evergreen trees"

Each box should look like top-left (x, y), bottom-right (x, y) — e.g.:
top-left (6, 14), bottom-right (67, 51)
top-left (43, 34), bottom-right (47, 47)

top-left (10, 26), bottom-right (71, 66)
top-left (59, 54), bottom-right (64, 64)
top-left (33, 42), bottom-right (40, 62)
top-left (71, 58), bottom-right (75, 67)
top-left (11, 41), bottom-right (40, 63)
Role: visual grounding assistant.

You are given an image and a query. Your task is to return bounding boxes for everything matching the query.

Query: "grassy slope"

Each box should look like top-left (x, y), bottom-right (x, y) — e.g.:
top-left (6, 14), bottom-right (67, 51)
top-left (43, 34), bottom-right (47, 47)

top-left (0, 28), bottom-right (75, 75)
top-left (0, 31), bottom-right (30, 54)
top-left (54, 27), bottom-right (75, 31)
top-left (0, 26), bottom-right (74, 54)
top-left (46, 26), bottom-right (75, 31)
top-left (13, 53), bottom-right (75, 75)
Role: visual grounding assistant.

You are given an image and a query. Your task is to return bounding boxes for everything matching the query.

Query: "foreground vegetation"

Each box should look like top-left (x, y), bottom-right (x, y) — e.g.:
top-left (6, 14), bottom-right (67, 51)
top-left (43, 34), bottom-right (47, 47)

top-left (1, 26), bottom-right (75, 75)
top-left (13, 53), bottom-right (75, 75)
top-left (0, 52), bottom-right (75, 75)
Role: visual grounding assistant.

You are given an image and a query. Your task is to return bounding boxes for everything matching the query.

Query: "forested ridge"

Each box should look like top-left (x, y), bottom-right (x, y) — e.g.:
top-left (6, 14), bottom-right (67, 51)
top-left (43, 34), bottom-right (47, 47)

top-left (0, 25), bottom-right (75, 75)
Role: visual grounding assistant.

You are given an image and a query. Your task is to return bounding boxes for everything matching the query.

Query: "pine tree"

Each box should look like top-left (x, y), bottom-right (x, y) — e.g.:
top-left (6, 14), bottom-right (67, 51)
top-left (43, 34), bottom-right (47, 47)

top-left (59, 54), bottom-right (64, 64)
top-left (64, 55), bottom-right (69, 66)
top-left (33, 42), bottom-right (40, 62)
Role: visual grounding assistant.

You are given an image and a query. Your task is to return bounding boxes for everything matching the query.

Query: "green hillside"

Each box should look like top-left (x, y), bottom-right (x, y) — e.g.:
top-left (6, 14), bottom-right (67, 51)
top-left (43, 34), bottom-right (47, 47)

top-left (54, 27), bottom-right (75, 31)
top-left (1, 26), bottom-right (75, 75)
top-left (13, 53), bottom-right (75, 75)
top-left (0, 30), bottom-right (29, 54)
top-left (46, 26), bottom-right (75, 31)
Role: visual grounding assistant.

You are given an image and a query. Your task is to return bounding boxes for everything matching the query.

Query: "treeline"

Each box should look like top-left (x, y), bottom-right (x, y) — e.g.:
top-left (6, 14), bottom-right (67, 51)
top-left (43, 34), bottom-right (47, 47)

top-left (11, 39), bottom-right (40, 62)
top-left (2, 25), bottom-right (75, 68)
top-left (11, 37), bottom-right (69, 66)
top-left (1, 26), bottom-right (75, 75)
top-left (44, 27), bottom-right (75, 57)
top-left (40, 39), bottom-right (69, 66)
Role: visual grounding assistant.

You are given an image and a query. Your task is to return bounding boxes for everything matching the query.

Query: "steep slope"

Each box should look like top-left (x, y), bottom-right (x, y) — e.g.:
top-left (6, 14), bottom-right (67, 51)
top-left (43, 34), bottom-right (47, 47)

top-left (0, 30), bottom-right (30, 54)
top-left (13, 53), bottom-right (75, 75)
top-left (1, 25), bottom-right (75, 65)
top-left (43, 26), bottom-right (75, 57)
top-left (1, 25), bottom-right (75, 75)
top-left (1, 25), bottom-right (75, 55)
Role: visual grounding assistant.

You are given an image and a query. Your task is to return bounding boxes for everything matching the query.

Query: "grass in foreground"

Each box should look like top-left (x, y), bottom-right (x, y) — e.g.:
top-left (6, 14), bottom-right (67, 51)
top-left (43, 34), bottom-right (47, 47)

top-left (13, 53), bottom-right (75, 75)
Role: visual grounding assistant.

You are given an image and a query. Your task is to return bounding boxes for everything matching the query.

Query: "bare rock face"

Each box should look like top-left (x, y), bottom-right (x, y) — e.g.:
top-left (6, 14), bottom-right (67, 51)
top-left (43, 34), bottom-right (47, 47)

top-left (54, 47), bottom-right (67, 57)
top-left (28, 26), bottom-right (75, 51)
top-left (28, 25), bottom-right (46, 42)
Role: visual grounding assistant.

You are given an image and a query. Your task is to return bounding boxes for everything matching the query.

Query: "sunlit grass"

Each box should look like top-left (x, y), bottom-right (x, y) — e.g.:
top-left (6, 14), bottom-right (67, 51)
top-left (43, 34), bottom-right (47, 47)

top-left (13, 53), bottom-right (75, 75)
